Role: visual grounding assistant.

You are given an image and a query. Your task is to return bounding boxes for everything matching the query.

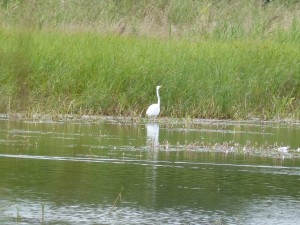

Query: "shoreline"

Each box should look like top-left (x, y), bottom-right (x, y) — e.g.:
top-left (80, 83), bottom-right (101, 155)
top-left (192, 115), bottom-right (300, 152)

top-left (1, 112), bottom-right (300, 125)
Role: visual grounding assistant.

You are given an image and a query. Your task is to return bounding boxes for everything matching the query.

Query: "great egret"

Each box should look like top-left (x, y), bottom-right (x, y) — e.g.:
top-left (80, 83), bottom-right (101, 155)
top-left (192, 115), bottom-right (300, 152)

top-left (146, 86), bottom-right (162, 117)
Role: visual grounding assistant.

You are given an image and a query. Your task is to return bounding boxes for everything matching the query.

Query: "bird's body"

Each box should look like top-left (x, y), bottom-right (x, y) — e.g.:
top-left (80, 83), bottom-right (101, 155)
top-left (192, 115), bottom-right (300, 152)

top-left (146, 103), bottom-right (160, 117)
top-left (146, 86), bottom-right (161, 117)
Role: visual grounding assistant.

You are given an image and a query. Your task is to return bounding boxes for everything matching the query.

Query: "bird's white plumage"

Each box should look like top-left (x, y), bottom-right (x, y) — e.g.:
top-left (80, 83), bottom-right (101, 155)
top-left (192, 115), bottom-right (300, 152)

top-left (146, 103), bottom-right (160, 117)
top-left (146, 86), bottom-right (161, 117)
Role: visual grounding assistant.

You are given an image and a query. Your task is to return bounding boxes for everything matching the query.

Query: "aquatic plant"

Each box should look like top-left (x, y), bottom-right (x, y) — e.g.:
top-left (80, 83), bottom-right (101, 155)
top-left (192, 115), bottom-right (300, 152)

top-left (107, 186), bottom-right (124, 215)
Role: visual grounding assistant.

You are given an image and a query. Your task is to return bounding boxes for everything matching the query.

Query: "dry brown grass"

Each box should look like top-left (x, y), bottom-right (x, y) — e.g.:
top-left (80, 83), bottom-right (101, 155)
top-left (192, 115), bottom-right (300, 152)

top-left (1, 0), bottom-right (300, 39)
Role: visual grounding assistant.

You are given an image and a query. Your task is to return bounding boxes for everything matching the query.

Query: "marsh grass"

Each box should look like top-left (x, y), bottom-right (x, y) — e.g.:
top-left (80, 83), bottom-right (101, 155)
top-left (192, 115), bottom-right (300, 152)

top-left (1, 29), bottom-right (300, 119)
top-left (1, 0), bottom-right (300, 41)
top-left (0, 1), bottom-right (300, 119)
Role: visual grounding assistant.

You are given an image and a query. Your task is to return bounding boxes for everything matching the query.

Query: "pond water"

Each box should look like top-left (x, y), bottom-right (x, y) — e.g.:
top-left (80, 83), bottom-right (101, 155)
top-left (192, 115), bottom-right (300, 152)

top-left (0, 116), bottom-right (300, 224)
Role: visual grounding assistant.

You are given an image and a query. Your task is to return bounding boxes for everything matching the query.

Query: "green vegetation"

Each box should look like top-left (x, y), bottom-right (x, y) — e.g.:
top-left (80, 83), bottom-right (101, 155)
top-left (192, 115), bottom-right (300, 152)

top-left (0, 0), bottom-right (300, 119)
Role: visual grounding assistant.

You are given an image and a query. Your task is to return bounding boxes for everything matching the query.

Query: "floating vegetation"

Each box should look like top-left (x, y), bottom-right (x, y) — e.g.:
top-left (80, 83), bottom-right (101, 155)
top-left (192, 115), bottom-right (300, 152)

top-left (156, 139), bottom-right (300, 160)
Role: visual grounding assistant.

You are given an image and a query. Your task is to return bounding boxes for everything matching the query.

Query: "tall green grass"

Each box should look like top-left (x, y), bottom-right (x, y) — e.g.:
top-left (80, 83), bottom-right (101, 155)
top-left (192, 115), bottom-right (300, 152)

top-left (1, 1), bottom-right (300, 119)
top-left (1, 28), bottom-right (299, 119)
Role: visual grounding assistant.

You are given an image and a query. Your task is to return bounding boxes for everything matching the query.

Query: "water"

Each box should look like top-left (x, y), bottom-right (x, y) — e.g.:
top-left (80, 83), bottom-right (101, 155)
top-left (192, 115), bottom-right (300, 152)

top-left (0, 116), bottom-right (300, 224)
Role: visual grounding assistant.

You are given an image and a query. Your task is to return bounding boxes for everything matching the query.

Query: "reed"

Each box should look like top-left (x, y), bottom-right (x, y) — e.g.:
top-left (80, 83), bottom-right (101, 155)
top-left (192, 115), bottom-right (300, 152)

top-left (1, 0), bottom-right (300, 40)
top-left (0, 1), bottom-right (300, 119)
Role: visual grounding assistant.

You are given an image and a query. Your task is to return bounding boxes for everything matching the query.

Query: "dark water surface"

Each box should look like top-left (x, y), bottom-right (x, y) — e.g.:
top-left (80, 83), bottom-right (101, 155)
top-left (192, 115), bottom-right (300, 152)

top-left (0, 117), bottom-right (300, 224)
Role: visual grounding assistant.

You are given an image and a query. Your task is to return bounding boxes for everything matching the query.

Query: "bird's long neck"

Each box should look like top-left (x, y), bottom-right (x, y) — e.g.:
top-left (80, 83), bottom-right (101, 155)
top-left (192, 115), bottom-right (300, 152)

top-left (156, 88), bottom-right (160, 106)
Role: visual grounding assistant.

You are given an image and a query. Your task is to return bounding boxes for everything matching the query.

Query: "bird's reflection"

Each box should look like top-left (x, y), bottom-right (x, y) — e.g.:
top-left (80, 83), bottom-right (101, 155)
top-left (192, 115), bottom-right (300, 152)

top-left (145, 122), bottom-right (159, 204)
top-left (146, 123), bottom-right (159, 149)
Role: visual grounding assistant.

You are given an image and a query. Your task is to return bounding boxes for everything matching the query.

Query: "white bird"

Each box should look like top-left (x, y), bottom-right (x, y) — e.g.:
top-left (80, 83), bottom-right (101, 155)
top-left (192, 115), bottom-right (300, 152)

top-left (146, 86), bottom-right (162, 117)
